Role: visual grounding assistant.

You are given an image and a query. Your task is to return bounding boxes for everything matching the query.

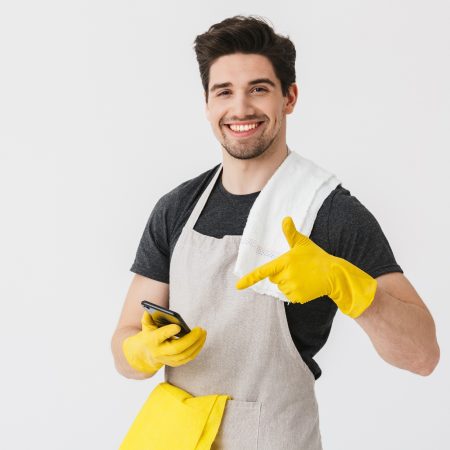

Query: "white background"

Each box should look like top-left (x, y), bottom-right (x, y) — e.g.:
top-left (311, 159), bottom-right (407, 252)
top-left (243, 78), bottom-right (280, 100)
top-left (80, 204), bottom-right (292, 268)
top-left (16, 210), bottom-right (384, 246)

top-left (1, 1), bottom-right (449, 449)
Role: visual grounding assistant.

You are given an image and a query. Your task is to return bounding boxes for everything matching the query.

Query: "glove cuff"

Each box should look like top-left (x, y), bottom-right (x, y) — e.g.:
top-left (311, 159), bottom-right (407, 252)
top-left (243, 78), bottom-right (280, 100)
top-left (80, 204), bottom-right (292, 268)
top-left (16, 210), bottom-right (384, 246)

top-left (329, 256), bottom-right (378, 318)
top-left (122, 335), bottom-right (164, 375)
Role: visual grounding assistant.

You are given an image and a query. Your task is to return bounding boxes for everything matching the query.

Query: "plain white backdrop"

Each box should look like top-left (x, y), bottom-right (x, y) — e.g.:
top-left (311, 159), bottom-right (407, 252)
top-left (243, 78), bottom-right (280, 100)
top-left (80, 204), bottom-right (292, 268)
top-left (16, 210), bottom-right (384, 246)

top-left (1, 1), bottom-right (449, 449)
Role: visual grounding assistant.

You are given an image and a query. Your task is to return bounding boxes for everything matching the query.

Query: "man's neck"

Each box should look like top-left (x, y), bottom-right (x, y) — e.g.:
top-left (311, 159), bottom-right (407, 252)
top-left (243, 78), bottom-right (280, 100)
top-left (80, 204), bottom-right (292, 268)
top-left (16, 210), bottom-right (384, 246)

top-left (220, 143), bottom-right (290, 195)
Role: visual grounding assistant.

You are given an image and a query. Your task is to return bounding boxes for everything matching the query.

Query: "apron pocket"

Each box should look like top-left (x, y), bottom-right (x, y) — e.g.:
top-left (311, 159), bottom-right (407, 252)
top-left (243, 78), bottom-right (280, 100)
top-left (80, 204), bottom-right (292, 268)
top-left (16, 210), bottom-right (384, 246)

top-left (211, 399), bottom-right (261, 450)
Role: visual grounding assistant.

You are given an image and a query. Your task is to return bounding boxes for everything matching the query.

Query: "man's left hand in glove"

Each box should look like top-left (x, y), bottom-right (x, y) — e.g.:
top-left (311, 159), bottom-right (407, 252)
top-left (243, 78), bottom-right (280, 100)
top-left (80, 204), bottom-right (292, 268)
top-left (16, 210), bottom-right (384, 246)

top-left (235, 216), bottom-right (378, 319)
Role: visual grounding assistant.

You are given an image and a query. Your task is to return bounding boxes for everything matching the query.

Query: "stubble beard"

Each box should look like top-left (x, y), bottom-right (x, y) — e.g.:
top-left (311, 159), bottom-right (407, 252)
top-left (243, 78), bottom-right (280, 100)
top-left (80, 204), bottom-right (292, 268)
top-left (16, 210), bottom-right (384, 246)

top-left (219, 120), bottom-right (282, 161)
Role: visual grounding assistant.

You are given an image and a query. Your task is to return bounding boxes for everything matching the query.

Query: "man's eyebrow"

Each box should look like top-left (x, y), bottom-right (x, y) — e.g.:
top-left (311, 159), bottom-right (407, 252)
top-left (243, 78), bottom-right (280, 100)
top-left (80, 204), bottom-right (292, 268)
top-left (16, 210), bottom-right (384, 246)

top-left (209, 78), bottom-right (276, 92)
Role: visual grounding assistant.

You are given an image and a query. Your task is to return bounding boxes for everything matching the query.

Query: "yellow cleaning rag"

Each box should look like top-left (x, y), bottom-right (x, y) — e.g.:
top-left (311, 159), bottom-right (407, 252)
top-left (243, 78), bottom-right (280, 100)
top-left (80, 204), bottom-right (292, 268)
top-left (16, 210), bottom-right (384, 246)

top-left (120, 382), bottom-right (230, 450)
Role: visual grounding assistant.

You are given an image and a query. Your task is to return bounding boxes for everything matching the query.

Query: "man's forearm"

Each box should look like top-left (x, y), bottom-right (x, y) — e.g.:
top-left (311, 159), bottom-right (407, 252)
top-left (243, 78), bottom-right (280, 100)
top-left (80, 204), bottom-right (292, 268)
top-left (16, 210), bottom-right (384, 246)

top-left (111, 326), bottom-right (158, 380)
top-left (355, 285), bottom-right (440, 375)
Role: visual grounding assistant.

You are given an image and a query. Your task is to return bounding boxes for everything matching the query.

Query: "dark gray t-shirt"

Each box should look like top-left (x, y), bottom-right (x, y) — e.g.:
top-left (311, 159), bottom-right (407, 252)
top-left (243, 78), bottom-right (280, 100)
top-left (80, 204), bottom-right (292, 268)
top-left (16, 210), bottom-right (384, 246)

top-left (130, 163), bottom-right (403, 379)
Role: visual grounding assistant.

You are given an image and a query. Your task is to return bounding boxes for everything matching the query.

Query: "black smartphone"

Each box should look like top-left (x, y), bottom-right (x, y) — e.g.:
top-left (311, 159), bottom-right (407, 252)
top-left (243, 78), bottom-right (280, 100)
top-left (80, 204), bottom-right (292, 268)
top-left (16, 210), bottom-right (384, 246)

top-left (141, 300), bottom-right (191, 338)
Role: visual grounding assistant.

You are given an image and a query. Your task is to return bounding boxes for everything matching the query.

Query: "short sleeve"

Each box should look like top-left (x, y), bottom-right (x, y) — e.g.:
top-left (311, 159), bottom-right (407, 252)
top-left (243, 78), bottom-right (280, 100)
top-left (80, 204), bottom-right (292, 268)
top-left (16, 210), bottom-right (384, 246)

top-left (129, 196), bottom-right (171, 283)
top-left (328, 186), bottom-right (403, 278)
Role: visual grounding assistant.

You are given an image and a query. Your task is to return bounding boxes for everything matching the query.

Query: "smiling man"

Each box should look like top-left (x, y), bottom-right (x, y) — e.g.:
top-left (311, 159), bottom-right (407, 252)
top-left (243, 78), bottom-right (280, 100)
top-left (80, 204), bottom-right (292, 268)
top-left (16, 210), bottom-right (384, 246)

top-left (111, 15), bottom-right (440, 449)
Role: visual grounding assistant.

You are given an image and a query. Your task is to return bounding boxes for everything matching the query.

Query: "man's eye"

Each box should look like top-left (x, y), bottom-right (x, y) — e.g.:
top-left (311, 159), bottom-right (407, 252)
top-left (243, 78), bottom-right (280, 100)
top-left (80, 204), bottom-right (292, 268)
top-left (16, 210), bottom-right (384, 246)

top-left (217, 87), bottom-right (267, 96)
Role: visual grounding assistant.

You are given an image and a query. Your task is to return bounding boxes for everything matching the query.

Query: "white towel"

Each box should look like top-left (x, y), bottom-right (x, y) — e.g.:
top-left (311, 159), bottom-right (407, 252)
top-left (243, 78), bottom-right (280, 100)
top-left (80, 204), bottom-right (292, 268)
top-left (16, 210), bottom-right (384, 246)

top-left (233, 148), bottom-right (342, 302)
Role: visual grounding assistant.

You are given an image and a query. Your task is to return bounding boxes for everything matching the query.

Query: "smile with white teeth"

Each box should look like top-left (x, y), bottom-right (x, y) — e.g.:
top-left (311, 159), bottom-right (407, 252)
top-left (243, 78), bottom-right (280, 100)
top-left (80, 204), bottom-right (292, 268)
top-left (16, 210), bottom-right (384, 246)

top-left (228, 122), bottom-right (262, 132)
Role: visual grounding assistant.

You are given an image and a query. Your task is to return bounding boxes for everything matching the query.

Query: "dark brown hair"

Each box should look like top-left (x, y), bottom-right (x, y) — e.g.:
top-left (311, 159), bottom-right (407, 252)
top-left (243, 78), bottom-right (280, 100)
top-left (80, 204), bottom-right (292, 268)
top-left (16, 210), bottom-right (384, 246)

top-left (193, 15), bottom-right (296, 102)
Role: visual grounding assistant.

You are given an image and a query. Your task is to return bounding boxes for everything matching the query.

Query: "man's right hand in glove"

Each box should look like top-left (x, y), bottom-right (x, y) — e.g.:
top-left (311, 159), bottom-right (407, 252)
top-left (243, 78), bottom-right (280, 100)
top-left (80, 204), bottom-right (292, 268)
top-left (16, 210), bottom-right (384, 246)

top-left (122, 311), bottom-right (207, 375)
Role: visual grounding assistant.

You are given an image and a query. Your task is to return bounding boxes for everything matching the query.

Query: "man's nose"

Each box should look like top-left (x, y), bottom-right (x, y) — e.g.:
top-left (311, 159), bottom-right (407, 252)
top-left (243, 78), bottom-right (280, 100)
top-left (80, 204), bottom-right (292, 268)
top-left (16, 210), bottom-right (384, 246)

top-left (229, 92), bottom-right (256, 117)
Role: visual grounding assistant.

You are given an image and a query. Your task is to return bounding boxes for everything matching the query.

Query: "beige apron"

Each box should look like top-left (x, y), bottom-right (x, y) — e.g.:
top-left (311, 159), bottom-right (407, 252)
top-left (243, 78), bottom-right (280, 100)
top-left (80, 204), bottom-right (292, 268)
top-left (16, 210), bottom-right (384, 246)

top-left (165, 164), bottom-right (323, 450)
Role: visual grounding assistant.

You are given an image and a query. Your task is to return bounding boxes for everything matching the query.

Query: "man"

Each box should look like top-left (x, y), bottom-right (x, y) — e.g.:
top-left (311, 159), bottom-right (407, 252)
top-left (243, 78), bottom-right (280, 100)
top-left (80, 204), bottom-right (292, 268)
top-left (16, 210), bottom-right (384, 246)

top-left (111, 15), bottom-right (439, 449)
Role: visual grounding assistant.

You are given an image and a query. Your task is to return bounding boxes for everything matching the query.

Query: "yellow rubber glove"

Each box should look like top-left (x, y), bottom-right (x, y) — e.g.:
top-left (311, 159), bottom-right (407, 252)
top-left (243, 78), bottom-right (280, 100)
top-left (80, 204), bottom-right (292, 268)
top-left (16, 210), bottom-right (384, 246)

top-left (122, 311), bottom-right (207, 375)
top-left (235, 216), bottom-right (378, 318)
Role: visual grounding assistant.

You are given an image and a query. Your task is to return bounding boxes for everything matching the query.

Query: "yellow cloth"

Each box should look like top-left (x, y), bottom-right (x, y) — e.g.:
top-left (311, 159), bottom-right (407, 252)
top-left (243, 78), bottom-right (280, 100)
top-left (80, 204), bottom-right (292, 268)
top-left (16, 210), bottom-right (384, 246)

top-left (120, 382), bottom-right (230, 450)
top-left (236, 216), bottom-right (378, 318)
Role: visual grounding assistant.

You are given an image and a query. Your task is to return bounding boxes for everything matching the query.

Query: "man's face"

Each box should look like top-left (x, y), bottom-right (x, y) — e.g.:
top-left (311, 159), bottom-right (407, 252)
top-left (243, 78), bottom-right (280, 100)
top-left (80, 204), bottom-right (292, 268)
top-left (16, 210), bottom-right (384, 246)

top-left (205, 53), bottom-right (296, 160)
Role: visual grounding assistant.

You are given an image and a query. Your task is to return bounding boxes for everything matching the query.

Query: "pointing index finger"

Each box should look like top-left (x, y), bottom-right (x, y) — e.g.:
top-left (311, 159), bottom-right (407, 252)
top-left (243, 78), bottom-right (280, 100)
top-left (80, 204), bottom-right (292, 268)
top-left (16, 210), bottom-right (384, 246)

top-left (235, 256), bottom-right (283, 290)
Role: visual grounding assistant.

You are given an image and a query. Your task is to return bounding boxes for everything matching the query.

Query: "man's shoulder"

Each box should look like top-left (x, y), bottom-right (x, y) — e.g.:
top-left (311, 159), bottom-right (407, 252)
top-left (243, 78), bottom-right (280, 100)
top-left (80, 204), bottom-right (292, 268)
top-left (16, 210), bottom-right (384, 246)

top-left (313, 184), bottom-right (379, 245)
top-left (327, 184), bottom-right (379, 229)
top-left (156, 163), bottom-right (221, 214)
top-left (324, 184), bottom-right (390, 259)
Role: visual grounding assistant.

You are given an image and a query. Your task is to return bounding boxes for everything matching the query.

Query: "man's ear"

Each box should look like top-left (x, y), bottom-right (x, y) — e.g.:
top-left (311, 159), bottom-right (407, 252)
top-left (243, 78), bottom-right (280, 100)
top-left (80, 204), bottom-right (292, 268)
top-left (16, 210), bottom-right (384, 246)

top-left (284, 83), bottom-right (298, 115)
